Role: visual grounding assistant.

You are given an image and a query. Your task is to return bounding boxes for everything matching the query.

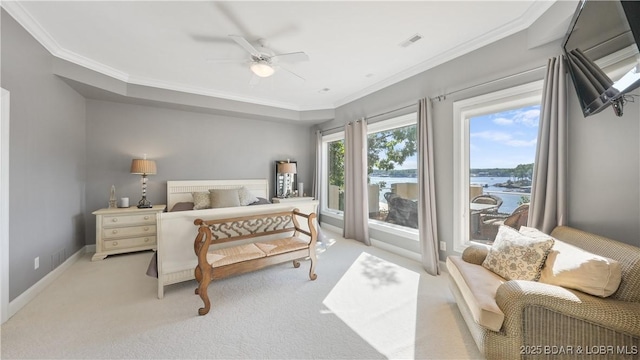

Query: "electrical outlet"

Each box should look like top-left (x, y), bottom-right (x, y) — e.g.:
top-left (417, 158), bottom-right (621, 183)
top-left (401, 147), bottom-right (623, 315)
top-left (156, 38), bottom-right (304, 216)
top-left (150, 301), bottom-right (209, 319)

top-left (439, 241), bottom-right (446, 251)
top-left (34, 256), bottom-right (39, 270)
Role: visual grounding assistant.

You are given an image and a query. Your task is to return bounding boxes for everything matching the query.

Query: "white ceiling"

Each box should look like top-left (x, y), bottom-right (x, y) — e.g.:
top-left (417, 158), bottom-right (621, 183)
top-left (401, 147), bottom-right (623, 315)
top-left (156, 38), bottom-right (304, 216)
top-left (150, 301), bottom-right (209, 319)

top-left (4, 1), bottom-right (557, 111)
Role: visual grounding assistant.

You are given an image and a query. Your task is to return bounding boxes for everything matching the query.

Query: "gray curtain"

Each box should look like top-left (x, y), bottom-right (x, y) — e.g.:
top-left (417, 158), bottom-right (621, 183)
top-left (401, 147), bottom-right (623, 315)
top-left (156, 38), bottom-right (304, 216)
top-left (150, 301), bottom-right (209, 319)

top-left (343, 119), bottom-right (370, 245)
top-left (528, 56), bottom-right (568, 234)
top-left (313, 130), bottom-right (322, 202)
top-left (417, 98), bottom-right (439, 275)
top-left (312, 129), bottom-right (329, 245)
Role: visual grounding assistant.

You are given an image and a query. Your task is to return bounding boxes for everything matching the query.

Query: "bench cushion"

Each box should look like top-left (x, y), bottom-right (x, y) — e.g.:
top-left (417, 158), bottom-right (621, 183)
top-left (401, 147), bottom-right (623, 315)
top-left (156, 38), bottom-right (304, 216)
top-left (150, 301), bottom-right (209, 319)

top-left (207, 243), bottom-right (266, 268)
top-left (255, 237), bottom-right (309, 256)
top-left (447, 256), bottom-right (505, 332)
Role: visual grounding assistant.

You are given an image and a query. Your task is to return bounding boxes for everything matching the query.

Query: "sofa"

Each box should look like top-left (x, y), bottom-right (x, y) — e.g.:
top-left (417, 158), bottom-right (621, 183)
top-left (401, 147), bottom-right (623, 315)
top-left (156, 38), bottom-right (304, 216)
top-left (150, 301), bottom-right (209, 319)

top-left (447, 225), bottom-right (640, 359)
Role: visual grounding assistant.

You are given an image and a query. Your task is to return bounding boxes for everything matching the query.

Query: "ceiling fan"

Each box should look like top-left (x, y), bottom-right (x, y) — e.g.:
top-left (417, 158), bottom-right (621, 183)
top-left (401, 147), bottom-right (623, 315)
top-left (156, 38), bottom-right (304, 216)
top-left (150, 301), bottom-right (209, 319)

top-left (209, 35), bottom-right (309, 85)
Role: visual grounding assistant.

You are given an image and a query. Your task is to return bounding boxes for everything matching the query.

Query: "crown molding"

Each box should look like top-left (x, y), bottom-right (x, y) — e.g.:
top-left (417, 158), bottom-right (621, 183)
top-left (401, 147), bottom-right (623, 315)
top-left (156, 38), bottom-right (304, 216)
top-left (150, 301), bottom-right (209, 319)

top-left (1, 1), bottom-right (129, 82)
top-left (126, 75), bottom-right (310, 111)
top-left (3, 0), bottom-right (554, 113)
top-left (1, 1), bottom-right (331, 112)
top-left (332, 0), bottom-right (555, 108)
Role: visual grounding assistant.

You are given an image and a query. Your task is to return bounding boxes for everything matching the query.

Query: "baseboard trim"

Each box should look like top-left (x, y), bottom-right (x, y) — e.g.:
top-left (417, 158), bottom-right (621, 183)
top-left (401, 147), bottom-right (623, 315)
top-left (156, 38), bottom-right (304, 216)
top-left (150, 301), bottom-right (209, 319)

top-left (7, 245), bottom-right (89, 320)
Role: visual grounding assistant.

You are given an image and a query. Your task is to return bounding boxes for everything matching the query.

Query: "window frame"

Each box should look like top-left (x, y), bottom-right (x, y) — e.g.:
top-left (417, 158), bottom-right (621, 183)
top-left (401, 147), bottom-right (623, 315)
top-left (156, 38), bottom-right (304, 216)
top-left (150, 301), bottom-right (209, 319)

top-left (320, 112), bottom-right (418, 236)
top-left (321, 131), bottom-right (345, 219)
top-left (452, 81), bottom-right (543, 253)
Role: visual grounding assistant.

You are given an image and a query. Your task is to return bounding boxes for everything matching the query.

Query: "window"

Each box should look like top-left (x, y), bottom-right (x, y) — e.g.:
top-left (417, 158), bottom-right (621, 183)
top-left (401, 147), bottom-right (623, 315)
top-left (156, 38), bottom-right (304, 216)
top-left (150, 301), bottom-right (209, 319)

top-left (367, 116), bottom-right (418, 229)
top-left (320, 112), bottom-right (418, 234)
top-left (326, 137), bottom-right (345, 212)
top-left (453, 81), bottom-right (542, 252)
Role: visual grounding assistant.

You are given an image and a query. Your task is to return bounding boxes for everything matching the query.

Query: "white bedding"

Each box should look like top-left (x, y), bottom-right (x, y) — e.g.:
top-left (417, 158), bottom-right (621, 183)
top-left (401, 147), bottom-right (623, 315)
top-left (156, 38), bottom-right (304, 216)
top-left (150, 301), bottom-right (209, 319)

top-left (155, 179), bottom-right (318, 298)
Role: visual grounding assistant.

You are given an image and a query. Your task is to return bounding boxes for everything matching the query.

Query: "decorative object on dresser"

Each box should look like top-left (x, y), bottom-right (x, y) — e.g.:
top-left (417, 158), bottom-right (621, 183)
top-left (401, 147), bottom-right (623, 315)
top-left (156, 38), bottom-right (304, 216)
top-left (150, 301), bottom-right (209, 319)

top-left (92, 205), bottom-right (165, 261)
top-left (130, 154), bottom-right (157, 208)
top-left (275, 160), bottom-right (297, 198)
top-left (193, 209), bottom-right (318, 315)
top-left (108, 185), bottom-right (117, 209)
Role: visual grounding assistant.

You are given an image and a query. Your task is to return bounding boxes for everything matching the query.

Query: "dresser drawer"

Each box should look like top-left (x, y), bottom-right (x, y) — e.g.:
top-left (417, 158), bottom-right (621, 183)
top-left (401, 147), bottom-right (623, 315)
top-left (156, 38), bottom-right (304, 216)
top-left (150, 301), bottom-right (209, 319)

top-left (103, 213), bottom-right (156, 227)
top-left (92, 205), bottom-right (165, 261)
top-left (103, 225), bottom-right (156, 239)
top-left (103, 236), bottom-right (156, 250)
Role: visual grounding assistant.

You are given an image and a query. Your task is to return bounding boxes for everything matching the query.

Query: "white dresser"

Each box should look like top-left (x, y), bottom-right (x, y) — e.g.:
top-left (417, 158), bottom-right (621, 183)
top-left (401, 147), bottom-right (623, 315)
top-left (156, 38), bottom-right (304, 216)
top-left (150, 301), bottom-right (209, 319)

top-left (271, 197), bottom-right (318, 213)
top-left (92, 205), bottom-right (166, 261)
top-left (271, 196), bottom-right (315, 203)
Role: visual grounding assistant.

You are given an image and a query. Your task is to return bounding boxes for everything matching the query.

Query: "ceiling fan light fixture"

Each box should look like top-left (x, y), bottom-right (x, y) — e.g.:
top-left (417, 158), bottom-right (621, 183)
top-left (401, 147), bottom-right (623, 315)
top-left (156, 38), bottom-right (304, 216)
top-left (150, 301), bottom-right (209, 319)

top-left (250, 61), bottom-right (275, 77)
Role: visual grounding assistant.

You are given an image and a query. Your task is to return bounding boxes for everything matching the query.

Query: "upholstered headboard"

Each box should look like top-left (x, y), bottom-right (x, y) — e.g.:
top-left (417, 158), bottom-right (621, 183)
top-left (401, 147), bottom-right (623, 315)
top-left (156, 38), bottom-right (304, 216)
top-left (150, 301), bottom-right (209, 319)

top-left (166, 179), bottom-right (269, 210)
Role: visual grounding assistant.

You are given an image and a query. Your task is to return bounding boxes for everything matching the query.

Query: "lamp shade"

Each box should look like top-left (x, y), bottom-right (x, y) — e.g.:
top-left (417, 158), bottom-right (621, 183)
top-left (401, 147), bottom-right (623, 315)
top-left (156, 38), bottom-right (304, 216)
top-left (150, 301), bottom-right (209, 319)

top-left (277, 162), bottom-right (297, 174)
top-left (130, 159), bottom-right (157, 175)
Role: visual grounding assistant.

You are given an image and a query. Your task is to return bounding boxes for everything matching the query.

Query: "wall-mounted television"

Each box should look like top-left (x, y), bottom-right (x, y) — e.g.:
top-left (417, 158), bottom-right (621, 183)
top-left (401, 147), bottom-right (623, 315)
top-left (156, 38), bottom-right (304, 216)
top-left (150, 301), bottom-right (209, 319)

top-left (563, 0), bottom-right (640, 117)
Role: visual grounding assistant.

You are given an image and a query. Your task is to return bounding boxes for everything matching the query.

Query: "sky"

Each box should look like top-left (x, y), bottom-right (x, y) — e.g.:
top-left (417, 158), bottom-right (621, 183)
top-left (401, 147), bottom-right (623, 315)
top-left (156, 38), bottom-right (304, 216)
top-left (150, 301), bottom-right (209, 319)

top-left (470, 104), bottom-right (540, 169)
top-left (371, 103), bottom-right (540, 171)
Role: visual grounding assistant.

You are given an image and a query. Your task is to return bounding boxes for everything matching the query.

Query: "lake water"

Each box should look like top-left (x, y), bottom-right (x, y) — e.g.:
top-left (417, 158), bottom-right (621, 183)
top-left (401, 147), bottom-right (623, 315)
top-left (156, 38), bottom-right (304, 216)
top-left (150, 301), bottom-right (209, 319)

top-left (370, 176), bottom-right (529, 214)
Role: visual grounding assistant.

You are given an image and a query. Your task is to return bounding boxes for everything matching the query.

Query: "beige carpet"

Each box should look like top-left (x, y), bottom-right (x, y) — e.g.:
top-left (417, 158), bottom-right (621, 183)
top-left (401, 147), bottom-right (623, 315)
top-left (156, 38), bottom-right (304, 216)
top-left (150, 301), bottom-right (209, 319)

top-left (1, 229), bottom-right (482, 359)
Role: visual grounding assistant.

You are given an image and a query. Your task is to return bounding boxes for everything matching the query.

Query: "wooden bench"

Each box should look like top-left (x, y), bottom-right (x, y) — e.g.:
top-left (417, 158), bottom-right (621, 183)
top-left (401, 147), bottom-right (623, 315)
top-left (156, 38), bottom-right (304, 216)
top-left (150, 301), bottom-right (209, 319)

top-left (193, 209), bottom-right (318, 315)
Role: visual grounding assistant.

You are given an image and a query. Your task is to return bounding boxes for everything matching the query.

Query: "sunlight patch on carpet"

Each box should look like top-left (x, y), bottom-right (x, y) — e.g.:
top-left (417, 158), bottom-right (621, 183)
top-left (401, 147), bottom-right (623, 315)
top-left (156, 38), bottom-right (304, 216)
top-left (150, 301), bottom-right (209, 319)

top-left (323, 252), bottom-right (419, 359)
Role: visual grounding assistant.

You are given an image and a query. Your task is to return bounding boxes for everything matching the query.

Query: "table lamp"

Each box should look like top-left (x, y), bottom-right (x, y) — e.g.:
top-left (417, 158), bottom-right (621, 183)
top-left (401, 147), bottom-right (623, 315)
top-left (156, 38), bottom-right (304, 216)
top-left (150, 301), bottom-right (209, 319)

top-left (130, 155), bottom-right (157, 208)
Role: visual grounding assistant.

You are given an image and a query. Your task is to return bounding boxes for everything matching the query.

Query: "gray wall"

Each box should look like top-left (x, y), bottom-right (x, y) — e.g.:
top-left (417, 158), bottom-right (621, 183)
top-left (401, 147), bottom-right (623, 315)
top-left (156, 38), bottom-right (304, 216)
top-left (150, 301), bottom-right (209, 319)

top-left (1, 10), bottom-right (87, 300)
top-left (567, 88), bottom-right (639, 244)
top-left (320, 28), bottom-right (640, 257)
top-left (84, 99), bottom-right (315, 245)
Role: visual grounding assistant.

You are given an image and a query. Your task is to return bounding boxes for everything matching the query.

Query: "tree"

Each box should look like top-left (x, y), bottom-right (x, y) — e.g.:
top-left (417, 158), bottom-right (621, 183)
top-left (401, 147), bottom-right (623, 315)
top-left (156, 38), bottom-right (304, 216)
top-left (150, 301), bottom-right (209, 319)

top-left (367, 125), bottom-right (417, 176)
top-left (327, 125), bottom-right (417, 189)
top-left (328, 140), bottom-right (345, 188)
top-left (512, 163), bottom-right (534, 182)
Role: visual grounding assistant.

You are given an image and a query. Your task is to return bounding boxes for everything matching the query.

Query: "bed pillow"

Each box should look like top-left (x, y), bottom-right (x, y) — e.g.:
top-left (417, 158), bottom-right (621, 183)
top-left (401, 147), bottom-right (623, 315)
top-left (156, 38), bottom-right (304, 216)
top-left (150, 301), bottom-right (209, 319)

top-left (238, 186), bottom-right (259, 206)
top-left (209, 189), bottom-right (241, 208)
top-left (192, 192), bottom-right (211, 210)
top-left (520, 226), bottom-right (622, 297)
top-left (249, 197), bottom-right (271, 205)
top-left (170, 202), bottom-right (194, 212)
top-left (482, 225), bottom-right (554, 281)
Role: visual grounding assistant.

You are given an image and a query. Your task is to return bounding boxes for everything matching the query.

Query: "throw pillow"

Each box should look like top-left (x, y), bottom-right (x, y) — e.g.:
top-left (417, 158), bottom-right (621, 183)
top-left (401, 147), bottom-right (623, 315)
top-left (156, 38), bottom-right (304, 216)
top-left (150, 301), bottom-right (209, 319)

top-left (238, 186), bottom-right (259, 206)
top-left (192, 192), bottom-right (211, 210)
top-left (520, 226), bottom-right (622, 297)
top-left (462, 244), bottom-right (490, 265)
top-left (209, 189), bottom-right (241, 208)
top-left (482, 225), bottom-right (554, 281)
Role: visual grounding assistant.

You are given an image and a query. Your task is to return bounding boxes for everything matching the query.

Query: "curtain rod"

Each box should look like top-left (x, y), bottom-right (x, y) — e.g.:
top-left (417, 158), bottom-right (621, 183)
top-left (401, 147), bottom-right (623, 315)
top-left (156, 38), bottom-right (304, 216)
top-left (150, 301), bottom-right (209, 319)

top-left (320, 103), bottom-right (416, 134)
top-left (431, 64), bottom-right (547, 102)
top-left (320, 62), bottom-right (548, 134)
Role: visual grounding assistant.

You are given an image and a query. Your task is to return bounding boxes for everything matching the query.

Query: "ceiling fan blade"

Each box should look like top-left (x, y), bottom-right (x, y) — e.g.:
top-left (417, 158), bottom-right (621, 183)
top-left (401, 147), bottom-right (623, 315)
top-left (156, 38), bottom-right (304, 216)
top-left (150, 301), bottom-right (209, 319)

top-left (205, 58), bottom-right (247, 64)
top-left (277, 65), bottom-right (306, 82)
top-left (272, 52), bottom-right (309, 63)
top-left (229, 35), bottom-right (262, 58)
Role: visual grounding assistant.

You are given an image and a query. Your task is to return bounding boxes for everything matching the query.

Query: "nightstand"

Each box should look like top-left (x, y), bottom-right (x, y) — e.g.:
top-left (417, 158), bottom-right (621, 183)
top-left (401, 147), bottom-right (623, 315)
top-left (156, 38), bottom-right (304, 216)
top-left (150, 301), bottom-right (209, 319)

top-left (92, 205), bottom-right (166, 261)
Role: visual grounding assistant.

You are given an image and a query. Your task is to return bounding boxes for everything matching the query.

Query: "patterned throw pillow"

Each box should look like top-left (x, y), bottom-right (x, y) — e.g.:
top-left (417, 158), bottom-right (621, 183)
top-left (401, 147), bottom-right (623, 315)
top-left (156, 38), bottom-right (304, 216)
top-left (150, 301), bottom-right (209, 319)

top-left (482, 225), bottom-right (554, 281)
top-left (192, 192), bottom-right (211, 210)
top-left (237, 186), bottom-right (259, 206)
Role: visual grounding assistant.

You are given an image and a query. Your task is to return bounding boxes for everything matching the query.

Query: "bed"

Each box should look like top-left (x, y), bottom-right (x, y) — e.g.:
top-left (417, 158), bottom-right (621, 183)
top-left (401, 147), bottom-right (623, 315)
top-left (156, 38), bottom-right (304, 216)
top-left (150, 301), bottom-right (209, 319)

top-left (154, 179), bottom-right (318, 299)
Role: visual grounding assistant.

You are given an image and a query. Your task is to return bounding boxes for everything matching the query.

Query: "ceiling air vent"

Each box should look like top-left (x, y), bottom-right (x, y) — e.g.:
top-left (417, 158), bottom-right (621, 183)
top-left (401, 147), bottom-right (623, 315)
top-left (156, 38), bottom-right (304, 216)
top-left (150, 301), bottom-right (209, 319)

top-left (400, 33), bottom-right (423, 48)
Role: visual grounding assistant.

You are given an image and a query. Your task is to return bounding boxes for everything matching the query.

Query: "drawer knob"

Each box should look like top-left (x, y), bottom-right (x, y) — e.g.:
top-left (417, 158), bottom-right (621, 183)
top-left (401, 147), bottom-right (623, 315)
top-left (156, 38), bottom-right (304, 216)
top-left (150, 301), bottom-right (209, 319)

top-left (144, 226), bottom-right (149, 231)
top-left (112, 230), bottom-right (118, 234)
top-left (113, 241), bottom-right (118, 246)
top-left (144, 238), bottom-right (149, 242)
top-left (144, 216), bottom-right (150, 220)
top-left (112, 218), bottom-right (118, 222)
